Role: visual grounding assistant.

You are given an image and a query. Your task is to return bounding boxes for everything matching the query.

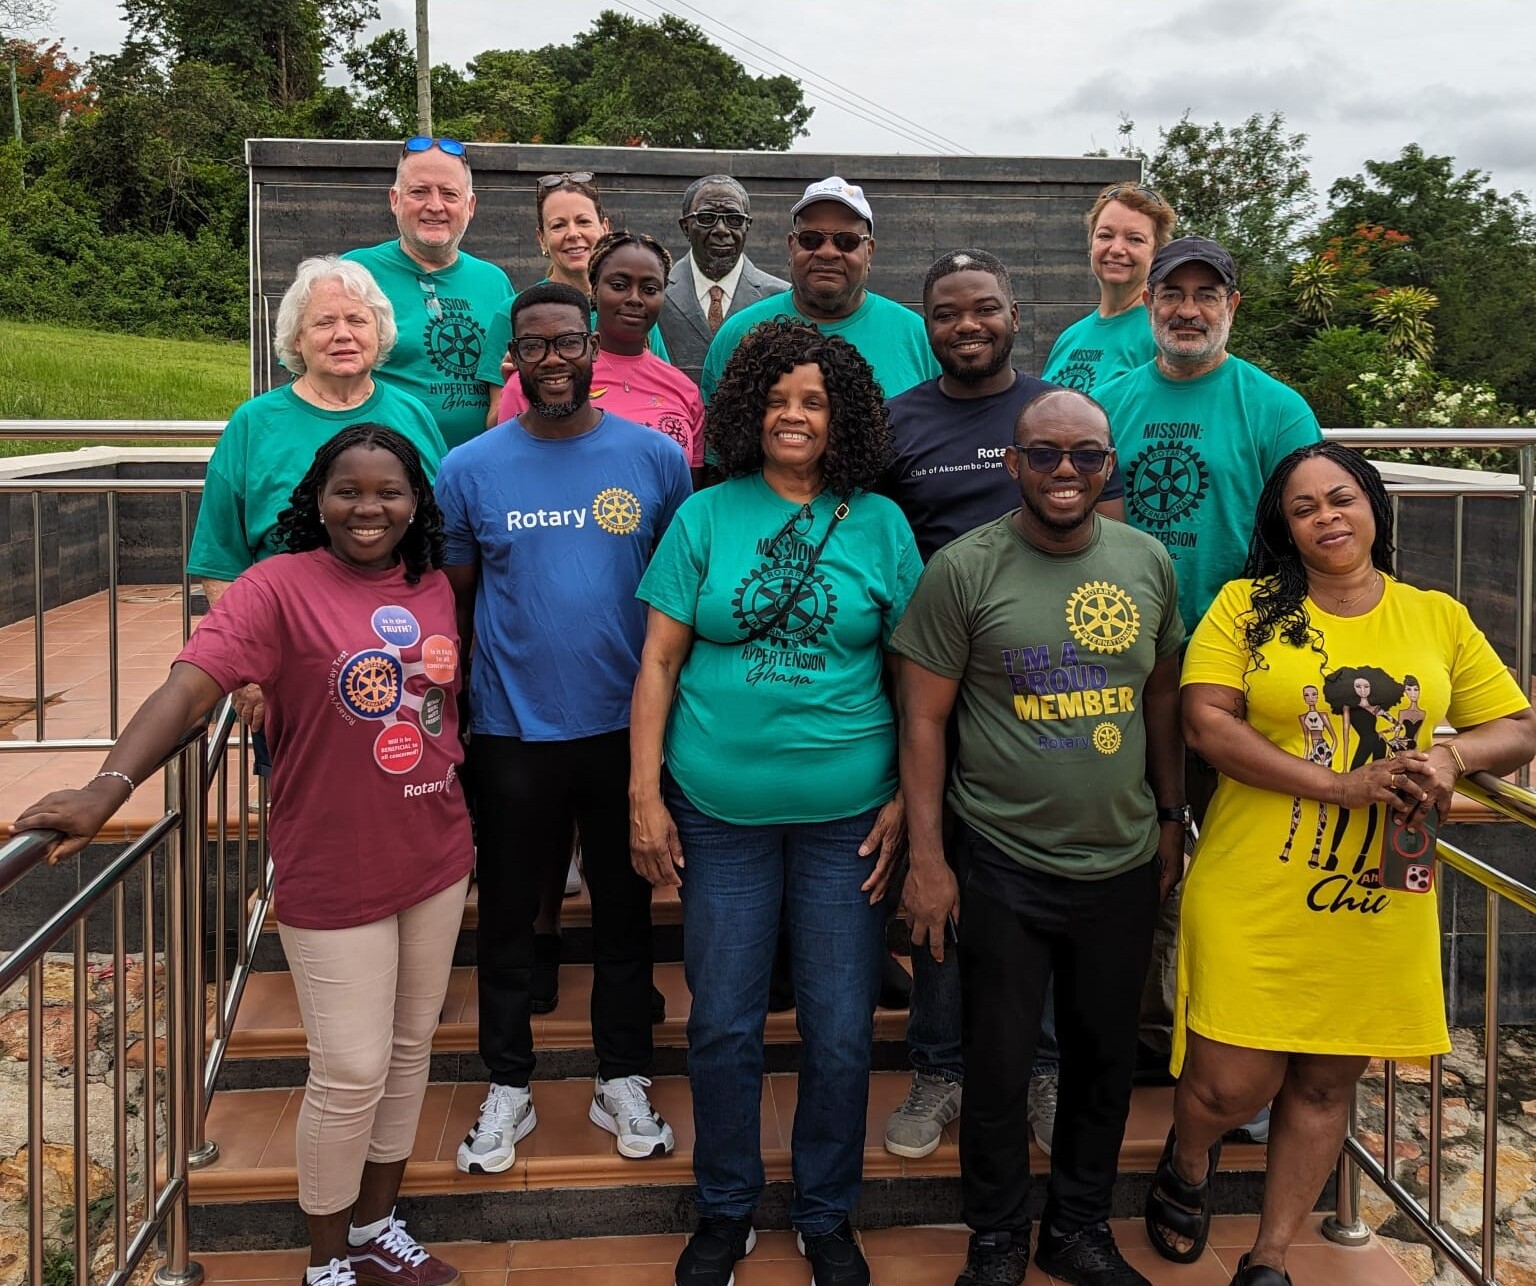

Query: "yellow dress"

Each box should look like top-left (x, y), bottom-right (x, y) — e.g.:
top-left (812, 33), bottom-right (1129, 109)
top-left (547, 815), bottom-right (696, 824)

top-left (1173, 577), bottom-right (1527, 1069)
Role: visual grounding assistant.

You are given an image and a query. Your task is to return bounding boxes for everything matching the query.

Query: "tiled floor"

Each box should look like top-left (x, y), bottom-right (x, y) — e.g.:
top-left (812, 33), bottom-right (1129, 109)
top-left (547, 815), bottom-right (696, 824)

top-left (188, 1216), bottom-right (1416, 1284)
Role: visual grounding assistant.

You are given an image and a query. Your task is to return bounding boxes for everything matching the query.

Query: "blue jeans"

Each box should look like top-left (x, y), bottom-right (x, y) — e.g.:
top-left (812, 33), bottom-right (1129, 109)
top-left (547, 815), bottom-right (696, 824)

top-left (668, 778), bottom-right (886, 1235)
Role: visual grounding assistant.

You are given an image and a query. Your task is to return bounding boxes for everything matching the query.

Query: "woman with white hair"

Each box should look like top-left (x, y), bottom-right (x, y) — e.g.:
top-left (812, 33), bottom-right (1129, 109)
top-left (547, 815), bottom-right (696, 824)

top-left (189, 255), bottom-right (448, 602)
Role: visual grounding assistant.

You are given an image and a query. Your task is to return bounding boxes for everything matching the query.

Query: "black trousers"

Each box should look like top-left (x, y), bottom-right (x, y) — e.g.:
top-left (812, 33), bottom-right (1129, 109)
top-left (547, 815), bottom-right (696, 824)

top-left (956, 822), bottom-right (1159, 1235)
top-left (468, 730), bottom-right (654, 1085)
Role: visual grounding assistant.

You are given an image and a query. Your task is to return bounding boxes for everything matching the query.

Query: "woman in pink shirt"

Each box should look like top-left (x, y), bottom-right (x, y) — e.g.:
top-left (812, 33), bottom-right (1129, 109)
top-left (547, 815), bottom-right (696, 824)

top-left (501, 230), bottom-right (704, 487)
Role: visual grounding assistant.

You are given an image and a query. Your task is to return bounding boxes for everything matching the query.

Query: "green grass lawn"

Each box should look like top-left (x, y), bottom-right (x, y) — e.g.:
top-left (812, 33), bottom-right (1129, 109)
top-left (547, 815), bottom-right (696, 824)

top-left (0, 320), bottom-right (248, 456)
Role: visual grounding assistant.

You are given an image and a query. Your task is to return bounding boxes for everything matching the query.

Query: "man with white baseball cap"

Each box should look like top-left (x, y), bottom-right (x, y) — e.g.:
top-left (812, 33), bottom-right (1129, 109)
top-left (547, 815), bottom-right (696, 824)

top-left (700, 175), bottom-right (938, 400)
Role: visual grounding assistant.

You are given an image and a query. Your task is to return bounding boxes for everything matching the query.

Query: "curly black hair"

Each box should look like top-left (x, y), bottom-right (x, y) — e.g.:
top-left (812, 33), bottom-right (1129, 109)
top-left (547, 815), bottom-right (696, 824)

top-left (1238, 441), bottom-right (1395, 672)
top-left (706, 320), bottom-right (893, 495)
top-left (273, 423), bottom-right (446, 583)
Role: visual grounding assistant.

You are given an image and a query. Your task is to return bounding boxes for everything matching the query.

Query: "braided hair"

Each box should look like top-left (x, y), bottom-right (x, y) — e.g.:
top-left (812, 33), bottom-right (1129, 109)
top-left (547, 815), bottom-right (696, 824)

top-left (273, 423), bottom-right (446, 583)
top-left (587, 229), bottom-right (673, 291)
top-left (1239, 441), bottom-right (1395, 674)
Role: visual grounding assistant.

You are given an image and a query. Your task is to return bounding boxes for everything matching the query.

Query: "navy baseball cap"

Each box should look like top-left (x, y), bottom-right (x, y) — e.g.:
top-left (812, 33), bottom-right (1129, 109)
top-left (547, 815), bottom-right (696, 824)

top-left (1149, 236), bottom-right (1237, 288)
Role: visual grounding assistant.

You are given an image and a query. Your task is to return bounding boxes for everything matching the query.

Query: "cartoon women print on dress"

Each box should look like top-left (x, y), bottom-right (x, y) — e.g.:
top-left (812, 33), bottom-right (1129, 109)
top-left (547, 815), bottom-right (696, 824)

top-left (1320, 665), bottom-right (1406, 874)
top-left (1279, 683), bottom-right (1338, 867)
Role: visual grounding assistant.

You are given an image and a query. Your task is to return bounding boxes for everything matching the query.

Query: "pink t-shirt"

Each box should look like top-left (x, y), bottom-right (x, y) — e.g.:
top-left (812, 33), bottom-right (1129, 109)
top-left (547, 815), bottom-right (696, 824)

top-left (499, 348), bottom-right (706, 467)
top-left (177, 549), bottom-right (474, 930)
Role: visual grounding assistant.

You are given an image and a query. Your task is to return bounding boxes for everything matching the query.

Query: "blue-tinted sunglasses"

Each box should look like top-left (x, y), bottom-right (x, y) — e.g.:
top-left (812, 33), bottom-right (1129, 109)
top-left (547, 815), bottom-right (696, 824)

top-left (403, 136), bottom-right (466, 157)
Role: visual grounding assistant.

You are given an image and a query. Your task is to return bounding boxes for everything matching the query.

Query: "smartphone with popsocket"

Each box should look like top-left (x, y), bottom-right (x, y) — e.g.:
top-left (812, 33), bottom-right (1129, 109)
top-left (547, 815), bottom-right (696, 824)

top-left (1378, 804), bottom-right (1440, 894)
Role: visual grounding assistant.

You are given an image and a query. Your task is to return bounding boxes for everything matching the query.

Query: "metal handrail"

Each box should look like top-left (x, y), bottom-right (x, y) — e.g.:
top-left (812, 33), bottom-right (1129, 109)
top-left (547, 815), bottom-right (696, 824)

top-left (1326, 770), bottom-right (1536, 1285)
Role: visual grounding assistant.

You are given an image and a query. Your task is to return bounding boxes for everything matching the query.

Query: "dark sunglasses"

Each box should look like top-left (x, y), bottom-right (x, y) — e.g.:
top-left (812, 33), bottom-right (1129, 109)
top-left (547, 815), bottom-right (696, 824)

top-left (1018, 446), bottom-right (1113, 474)
top-left (793, 229), bottom-right (872, 253)
top-left (403, 136), bottom-right (466, 157)
top-left (537, 171), bottom-right (596, 189)
top-left (511, 331), bottom-right (592, 363)
top-left (687, 210), bottom-right (751, 230)
top-left (1101, 182), bottom-right (1165, 206)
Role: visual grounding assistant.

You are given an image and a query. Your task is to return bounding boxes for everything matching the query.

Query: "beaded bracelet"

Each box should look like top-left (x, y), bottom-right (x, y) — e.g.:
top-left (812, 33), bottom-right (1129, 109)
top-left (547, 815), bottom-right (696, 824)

top-left (90, 770), bottom-right (137, 793)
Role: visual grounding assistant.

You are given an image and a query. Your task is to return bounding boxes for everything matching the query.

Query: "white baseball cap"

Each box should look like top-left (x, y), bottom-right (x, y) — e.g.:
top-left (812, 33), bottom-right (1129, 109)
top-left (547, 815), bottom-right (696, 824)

top-left (790, 176), bottom-right (875, 231)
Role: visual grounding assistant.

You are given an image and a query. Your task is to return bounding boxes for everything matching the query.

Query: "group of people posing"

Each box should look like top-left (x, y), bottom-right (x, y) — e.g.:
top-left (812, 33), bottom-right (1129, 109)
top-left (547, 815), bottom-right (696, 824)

top-left (17, 138), bottom-right (1536, 1286)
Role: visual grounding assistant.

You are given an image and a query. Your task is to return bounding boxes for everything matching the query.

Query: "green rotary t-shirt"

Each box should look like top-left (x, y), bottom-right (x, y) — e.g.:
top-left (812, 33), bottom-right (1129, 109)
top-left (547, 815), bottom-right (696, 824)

top-left (637, 473), bottom-right (921, 826)
top-left (342, 240), bottom-right (514, 450)
top-left (890, 514), bottom-right (1183, 879)
top-left (1095, 355), bottom-right (1322, 636)
top-left (187, 382), bottom-right (447, 582)
top-left (1040, 304), bottom-right (1156, 393)
top-left (700, 290), bottom-right (940, 401)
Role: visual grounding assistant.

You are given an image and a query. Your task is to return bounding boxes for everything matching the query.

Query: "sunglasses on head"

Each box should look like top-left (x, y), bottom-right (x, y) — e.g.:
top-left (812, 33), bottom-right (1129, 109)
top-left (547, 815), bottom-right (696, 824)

top-left (537, 171), bottom-right (596, 189)
top-left (793, 229), bottom-right (871, 253)
top-left (688, 210), bottom-right (751, 230)
top-left (1017, 446), bottom-right (1113, 474)
top-left (403, 136), bottom-right (465, 157)
top-left (1102, 182), bottom-right (1165, 206)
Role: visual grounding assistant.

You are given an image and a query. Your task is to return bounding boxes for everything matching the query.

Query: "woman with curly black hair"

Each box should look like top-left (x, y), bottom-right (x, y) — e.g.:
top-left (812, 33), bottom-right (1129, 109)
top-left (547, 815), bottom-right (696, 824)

top-left (1145, 442), bottom-right (1536, 1286)
top-left (629, 320), bottom-right (918, 1286)
top-left (17, 425), bottom-right (473, 1286)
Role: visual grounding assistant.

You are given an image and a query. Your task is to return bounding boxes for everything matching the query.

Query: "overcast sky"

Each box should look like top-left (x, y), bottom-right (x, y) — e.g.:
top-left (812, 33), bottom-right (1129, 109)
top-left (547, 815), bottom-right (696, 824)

top-left (42, 0), bottom-right (1536, 213)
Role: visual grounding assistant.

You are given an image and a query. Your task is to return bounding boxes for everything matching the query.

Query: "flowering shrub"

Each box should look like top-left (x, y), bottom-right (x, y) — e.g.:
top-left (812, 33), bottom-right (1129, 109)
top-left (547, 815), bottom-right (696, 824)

top-left (1349, 359), bottom-right (1534, 471)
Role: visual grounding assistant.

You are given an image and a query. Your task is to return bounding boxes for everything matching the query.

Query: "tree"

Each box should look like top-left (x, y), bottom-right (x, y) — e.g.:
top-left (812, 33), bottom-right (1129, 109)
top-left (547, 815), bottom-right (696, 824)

top-left (1121, 110), bottom-right (1315, 273)
top-left (2, 37), bottom-right (91, 137)
top-left (122, 0), bottom-right (377, 107)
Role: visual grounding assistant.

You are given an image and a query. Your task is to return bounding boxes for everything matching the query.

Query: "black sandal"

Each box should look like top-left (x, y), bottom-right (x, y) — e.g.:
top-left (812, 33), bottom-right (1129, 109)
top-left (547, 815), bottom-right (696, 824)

top-left (1144, 1125), bottom-right (1221, 1264)
top-left (1230, 1252), bottom-right (1292, 1284)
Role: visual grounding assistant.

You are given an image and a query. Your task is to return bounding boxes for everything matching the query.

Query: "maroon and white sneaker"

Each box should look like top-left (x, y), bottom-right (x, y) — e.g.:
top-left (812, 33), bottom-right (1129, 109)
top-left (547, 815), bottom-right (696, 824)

top-left (350, 1214), bottom-right (459, 1286)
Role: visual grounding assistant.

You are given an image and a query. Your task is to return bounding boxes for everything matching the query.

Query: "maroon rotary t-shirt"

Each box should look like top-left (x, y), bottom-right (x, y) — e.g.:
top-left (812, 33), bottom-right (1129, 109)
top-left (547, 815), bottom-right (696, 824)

top-left (177, 549), bottom-right (475, 929)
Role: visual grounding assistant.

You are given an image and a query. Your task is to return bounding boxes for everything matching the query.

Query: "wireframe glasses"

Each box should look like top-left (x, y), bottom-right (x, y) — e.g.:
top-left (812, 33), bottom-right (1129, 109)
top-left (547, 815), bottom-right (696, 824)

top-left (1019, 446), bottom-right (1113, 474)
top-left (688, 210), bottom-right (751, 230)
top-left (511, 332), bottom-right (592, 363)
top-left (793, 229), bottom-right (872, 253)
top-left (1152, 287), bottom-right (1229, 308)
top-left (403, 136), bottom-right (466, 157)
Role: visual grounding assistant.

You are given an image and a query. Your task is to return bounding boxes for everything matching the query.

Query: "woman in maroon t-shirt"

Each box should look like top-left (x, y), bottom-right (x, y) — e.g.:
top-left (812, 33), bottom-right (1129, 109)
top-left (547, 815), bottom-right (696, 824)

top-left (15, 424), bottom-right (473, 1286)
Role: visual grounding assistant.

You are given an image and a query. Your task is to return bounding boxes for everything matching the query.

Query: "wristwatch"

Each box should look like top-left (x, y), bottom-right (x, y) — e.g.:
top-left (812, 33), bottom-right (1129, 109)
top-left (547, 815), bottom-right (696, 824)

top-left (1157, 805), bottom-right (1192, 829)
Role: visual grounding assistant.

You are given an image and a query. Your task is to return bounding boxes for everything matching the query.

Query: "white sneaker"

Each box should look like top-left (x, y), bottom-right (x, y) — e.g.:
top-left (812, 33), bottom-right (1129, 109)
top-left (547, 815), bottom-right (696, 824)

top-left (455, 1083), bottom-right (536, 1174)
top-left (304, 1259), bottom-right (357, 1286)
top-left (1028, 1072), bottom-right (1058, 1155)
top-left (589, 1074), bottom-right (676, 1159)
top-left (564, 853), bottom-right (582, 898)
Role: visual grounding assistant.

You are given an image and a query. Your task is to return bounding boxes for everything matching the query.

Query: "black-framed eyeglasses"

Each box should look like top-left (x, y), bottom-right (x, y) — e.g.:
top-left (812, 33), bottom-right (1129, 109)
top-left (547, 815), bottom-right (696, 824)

top-left (792, 229), bottom-right (871, 254)
top-left (511, 331), bottom-right (592, 363)
top-left (1152, 286), bottom-right (1229, 308)
top-left (417, 277), bottom-right (443, 322)
top-left (1102, 182), bottom-right (1165, 206)
top-left (687, 210), bottom-right (751, 230)
top-left (537, 171), bottom-right (596, 189)
top-left (1017, 446), bottom-right (1113, 474)
top-left (403, 136), bottom-right (466, 157)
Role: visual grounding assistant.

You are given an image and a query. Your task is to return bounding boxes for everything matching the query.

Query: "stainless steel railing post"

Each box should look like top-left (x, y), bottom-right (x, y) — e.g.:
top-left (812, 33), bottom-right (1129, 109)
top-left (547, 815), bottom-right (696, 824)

top-left (1322, 1093), bottom-right (1372, 1246)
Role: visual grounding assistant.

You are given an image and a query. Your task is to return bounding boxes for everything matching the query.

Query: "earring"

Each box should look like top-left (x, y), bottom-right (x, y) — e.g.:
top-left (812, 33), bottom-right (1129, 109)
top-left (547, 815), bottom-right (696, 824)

top-left (409, 512), bottom-right (416, 524)
top-left (319, 516), bottom-right (326, 526)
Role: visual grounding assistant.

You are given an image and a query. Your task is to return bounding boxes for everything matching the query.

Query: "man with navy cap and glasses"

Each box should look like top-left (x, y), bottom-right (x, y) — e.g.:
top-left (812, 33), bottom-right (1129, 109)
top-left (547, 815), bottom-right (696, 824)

top-left (700, 174), bottom-right (939, 401)
top-left (343, 137), bottom-right (516, 450)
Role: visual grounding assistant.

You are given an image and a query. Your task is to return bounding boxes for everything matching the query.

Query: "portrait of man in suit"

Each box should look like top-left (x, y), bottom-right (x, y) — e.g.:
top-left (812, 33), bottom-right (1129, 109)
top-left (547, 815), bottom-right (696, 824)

top-left (660, 174), bottom-right (790, 386)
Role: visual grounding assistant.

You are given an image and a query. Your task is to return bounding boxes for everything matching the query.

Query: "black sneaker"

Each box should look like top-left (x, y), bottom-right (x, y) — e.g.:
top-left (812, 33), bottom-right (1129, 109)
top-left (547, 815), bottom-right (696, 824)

top-left (796, 1219), bottom-right (869, 1286)
top-left (675, 1215), bottom-right (755, 1286)
top-left (1034, 1222), bottom-right (1150, 1286)
top-left (955, 1229), bottom-right (1031, 1285)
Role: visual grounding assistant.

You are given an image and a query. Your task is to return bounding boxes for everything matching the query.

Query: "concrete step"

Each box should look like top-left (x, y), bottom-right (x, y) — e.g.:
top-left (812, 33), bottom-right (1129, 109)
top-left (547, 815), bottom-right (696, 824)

top-left (185, 1075), bottom-right (1270, 1250)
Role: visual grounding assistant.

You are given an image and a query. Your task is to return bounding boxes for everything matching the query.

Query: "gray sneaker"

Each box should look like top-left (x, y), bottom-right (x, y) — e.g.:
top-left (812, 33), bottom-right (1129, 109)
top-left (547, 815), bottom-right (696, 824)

top-left (883, 1071), bottom-right (961, 1159)
top-left (1028, 1072), bottom-right (1057, 1156)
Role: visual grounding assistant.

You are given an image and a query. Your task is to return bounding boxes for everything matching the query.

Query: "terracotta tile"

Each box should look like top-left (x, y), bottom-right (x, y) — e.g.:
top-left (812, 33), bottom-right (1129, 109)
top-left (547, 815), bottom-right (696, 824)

top-left (456, 1273), bottom-right (508, 1286)
top-left (233, 970), bottom-right (302, 1032)
top-left (411, 1082), bottom-right (456, 1161)
top-left (505, 1267), bottom-right (673, 1285)
top-left (421, 1240), bottom-right (512, 1272)
top-left (513, 1078), bottom-right (631, 1162)
top-left (196, 1247), bottom-right (310, 1281)
top-left (257, 1087), bottom-right (306, 1167)
top-left (1108, 1221), bottom-right (1233, 1283)
top-left (507, 1234), bottom-right (684, 1268)
top-left (201, 1088), bottom-right (292, 1170)
top-left (745, 1230), bottom-right (802, 1260)
top-left (732, 1259), bottom-right (812, 1285)
top-left (859, 1226), bottom-right (972, 1258)
top-left (1232, 1239), bottom-right (1415, 1284)
top-left (1207, 1213), bottom-right (1330, 1249)
top-left (439, 966), bottom-right (474, 1024)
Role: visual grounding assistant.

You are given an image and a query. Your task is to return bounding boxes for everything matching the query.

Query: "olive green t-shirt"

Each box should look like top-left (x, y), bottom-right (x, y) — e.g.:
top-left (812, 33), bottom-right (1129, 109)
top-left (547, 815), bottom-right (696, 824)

top-left (890, 513), bottom-right (1183, 878)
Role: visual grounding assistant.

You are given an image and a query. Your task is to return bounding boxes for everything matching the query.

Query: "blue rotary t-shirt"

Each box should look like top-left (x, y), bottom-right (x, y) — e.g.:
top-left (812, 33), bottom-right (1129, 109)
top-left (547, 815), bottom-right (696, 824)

top-left (435, 412), bottom-right (692, 741)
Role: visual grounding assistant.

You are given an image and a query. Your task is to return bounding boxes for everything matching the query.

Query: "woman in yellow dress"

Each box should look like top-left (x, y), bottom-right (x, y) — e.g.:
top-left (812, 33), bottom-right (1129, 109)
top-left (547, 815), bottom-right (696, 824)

top-left (1144, 442), bottom-right (1536, 1285)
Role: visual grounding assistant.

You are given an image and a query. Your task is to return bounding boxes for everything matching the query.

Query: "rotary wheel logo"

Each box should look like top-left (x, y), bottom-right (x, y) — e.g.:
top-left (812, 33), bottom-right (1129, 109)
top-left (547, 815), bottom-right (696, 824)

top-left (1092, 722), bottom-right (1122, 755)
top-left (1066, 580), bottom-right (1141, 655)
top-left (1128, 442), bottom-right (1209, 528)
top-left (733, 560), bottom-right (837, 649)
top-left (425, 317), bottom-right (483, 376)
top-left (338, 649), bottom-right (404, 719)
top-left (593, 487), bottom-right (642, 535)
top-left (1055, 361), bottom-right (1096, 392)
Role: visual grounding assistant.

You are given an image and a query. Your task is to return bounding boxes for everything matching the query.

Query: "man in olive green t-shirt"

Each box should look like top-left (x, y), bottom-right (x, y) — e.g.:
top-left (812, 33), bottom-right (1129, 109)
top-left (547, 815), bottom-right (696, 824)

top-left (891, 387), bottom-right (1186, 1286)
